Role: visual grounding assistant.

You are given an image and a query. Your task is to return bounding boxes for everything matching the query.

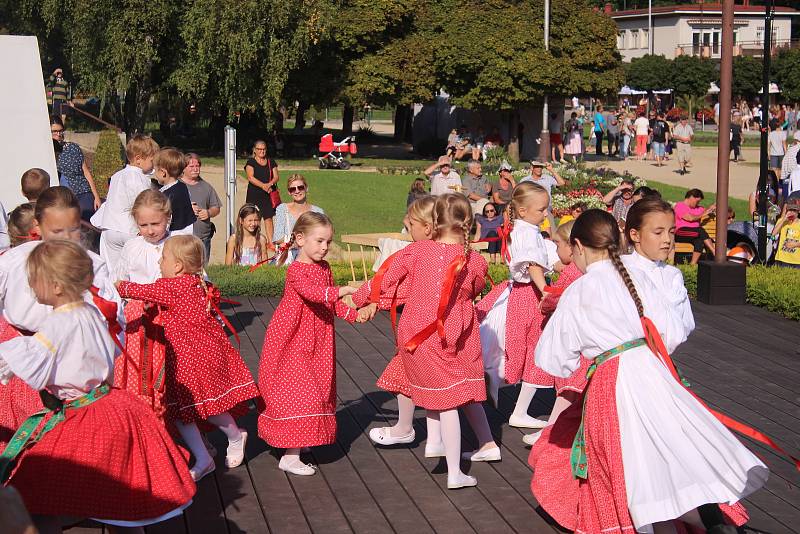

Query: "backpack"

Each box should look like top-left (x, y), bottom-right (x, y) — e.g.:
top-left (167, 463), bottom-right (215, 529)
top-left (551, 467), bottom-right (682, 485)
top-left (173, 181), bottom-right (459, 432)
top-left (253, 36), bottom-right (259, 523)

top-left (653, 120), bottom-right (665, 138)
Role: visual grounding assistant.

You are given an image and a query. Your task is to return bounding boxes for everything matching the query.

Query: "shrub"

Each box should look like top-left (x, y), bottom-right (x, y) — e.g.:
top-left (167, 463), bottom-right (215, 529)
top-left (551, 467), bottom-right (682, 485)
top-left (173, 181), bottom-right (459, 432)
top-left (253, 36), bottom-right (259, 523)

top-left (92, 129), bottom-right (124, 199)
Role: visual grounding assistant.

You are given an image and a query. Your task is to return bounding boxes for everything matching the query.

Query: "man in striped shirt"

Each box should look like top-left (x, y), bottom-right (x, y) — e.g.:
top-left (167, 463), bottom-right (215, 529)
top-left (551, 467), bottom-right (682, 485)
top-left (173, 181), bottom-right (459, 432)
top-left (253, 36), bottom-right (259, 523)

top-left (48, 68), bottom-right (70, 124)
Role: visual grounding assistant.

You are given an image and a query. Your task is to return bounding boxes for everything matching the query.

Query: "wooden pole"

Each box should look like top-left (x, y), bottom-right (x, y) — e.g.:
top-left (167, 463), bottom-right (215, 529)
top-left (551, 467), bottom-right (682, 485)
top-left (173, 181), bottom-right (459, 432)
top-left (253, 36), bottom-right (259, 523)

top-left (714, 0), bottom-right (734, 262)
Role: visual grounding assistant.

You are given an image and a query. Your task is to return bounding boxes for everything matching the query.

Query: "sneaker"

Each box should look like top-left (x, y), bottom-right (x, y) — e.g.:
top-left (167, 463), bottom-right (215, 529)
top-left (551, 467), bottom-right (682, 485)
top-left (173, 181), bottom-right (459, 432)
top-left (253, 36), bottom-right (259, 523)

top-left (369, 426), bottom-right (415, 446)
top-left (461, 447), bottom-right (501, 462)
top-left (279, 456), bottom-right (317, 476)
top-left (225, 430), bottom-right (247, 468)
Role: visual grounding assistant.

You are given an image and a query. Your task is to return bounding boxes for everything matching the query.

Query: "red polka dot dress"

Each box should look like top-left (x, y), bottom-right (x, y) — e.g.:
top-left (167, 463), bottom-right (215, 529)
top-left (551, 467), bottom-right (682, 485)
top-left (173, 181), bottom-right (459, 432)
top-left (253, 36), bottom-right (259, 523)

top-left (116, 275), bottom-right (259, 424)
top-left (257, 260), bottom-right (356, 449)
top-left (351, 261), bottom-right (411, 397)
top-left (378, 241), bottom-right (487, 410)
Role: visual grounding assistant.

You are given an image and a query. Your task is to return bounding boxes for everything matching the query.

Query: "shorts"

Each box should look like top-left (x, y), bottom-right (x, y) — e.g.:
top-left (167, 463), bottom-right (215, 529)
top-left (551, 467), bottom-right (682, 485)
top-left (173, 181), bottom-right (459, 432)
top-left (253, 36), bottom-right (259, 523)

top-left (677, 142), bottom-right (692, 164)
top-left (770, 155), bottom-right (783, 168)
top-left (52, 99), bottom-right (68, 116)
top-left (652, 142), bottom-right (666, 157)
top-left (549, 133), bottom-right (562, 145)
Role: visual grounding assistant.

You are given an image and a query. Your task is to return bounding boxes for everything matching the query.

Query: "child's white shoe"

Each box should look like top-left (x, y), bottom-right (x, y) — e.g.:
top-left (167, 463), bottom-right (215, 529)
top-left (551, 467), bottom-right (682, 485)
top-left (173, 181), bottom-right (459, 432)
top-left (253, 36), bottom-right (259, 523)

top-left (447, 473), bottom-right (478, 490)
top-left (279, 456), bottom-right (317, 476)
top-left (508, 414), bottom-right (547, 429)
top-left (225, 430), bottom-right (247, 468)
top-left (461, 447), bottom-right (501, 462)
top-left (424, 442), bottom-right (445, 458)
top-left (522, 431), bottom-right (542, 446)
top-left (190, 458), bottom-right (216, 482)
top-left (368, 426), bottom-right (415, 446)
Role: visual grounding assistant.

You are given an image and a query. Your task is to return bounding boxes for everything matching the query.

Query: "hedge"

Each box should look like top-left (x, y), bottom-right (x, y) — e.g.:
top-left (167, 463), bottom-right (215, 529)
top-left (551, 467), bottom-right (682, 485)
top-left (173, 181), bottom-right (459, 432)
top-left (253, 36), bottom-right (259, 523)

top-left (92, 129), bottom-right (124, 199)
top-left (208, 262), bottom-right (800, 321)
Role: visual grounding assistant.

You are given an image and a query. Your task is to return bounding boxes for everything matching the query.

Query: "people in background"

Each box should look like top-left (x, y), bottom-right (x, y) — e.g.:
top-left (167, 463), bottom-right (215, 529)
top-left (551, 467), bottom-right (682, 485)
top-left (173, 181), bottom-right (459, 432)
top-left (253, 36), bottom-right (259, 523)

top-left (424, 156), bottom-right (462, 196)
top-left (674, 188), bottom-right (716, 265)
top-left (182, 153), bottom-right (221, 264)
top-left (407, 178), bottom-right (429, 206)
top-left (50, 116), bottom-right (101, 220)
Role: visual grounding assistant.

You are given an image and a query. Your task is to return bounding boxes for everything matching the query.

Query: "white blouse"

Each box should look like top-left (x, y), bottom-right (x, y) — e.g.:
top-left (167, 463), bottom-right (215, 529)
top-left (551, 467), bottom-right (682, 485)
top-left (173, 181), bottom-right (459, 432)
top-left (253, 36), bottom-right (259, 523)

top-left (116, 234), bottom-right (169, 284)
top-left (0, 241), bottom-right (124, 333)
top-left (90, 165), bottom-right (152, 235)
top-left (622, 251), bottom-right (695, 335)
top-left (535, 259), bottom-right (687, 377)
top-left (0, 302), bottom-right (114, 400)
top-left (508, 219), bottom-right (550, 283)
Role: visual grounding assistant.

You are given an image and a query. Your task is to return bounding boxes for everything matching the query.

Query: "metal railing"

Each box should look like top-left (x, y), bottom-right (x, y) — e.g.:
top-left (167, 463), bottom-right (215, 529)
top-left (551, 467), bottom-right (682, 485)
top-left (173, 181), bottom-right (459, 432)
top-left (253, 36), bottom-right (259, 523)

top-left (674, 38), bottom-right (799, 58)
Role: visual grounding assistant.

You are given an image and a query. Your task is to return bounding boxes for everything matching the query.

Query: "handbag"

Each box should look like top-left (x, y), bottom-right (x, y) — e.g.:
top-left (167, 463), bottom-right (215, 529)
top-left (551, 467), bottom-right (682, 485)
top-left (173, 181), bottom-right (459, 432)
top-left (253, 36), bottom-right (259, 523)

top-left (269, 188), bottom-right (282, 209)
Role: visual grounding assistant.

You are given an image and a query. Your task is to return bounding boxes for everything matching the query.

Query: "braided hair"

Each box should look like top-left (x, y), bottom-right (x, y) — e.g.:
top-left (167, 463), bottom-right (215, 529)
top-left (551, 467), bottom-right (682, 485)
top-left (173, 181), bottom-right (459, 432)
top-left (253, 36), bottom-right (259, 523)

top-left (431, 193), bottom-right (473, 258)
top-left (570, 209), bottom-right (644, 317)
top-left (277, 211), bottom-right (334, 266)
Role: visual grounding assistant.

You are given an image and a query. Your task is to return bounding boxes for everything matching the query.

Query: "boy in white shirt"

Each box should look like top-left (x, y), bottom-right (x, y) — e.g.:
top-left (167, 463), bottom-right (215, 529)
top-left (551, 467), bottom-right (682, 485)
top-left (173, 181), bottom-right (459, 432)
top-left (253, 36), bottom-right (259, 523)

top-left (90, 134), bottom-right (159, 271)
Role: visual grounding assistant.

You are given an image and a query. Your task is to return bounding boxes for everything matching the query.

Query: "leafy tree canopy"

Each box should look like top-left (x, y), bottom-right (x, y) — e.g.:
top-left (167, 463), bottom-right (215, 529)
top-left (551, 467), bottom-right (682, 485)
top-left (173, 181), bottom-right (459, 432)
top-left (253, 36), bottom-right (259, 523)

top-left (730, 56), bottom-right (763, 101)
top-left (773, 49), bottom-right (800, 103)
top-left (626, 54), bottom-right (673, 91)
top-left (670, 55), bottom-right (716, 98)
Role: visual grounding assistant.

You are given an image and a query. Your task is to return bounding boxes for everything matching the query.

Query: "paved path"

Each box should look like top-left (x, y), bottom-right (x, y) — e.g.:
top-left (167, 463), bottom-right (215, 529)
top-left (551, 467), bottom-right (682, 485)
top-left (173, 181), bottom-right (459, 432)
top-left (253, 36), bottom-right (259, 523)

top-left (71, 298), bottom-right (800, 533)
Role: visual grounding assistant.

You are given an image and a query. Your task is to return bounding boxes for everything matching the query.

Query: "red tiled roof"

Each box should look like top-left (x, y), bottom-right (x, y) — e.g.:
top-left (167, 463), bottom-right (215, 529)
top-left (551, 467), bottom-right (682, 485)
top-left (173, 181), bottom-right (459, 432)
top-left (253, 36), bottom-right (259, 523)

top-left (611, 4), bottom-right (799, 17)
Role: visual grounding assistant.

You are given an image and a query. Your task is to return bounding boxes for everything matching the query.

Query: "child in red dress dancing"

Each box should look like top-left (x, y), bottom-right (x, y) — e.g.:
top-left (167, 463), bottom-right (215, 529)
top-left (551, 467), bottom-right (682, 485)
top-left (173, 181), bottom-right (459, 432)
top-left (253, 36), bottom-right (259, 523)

top-left (258, 212), bottom-right (367, 476)
top-left (377, 194), bottom-right (491, 488)
top-left (478, 182), bottom-right (555, 428)
top-left (0, 187), bottom-right (122, 450)
top-left (114, 189), bottom-right (172, 416)
top-left (116, 235), bottom-right (260, 481)
top-left (0, 240), bottom-right (195, 532)
top-left (530, 210), bottom-right (766, 533)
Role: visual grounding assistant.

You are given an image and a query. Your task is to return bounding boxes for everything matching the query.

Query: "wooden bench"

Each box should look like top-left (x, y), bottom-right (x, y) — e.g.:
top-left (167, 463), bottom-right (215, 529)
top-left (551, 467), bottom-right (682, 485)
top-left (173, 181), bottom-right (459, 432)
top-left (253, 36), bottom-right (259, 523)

top-left (674, 214), bottom-right (717, 258)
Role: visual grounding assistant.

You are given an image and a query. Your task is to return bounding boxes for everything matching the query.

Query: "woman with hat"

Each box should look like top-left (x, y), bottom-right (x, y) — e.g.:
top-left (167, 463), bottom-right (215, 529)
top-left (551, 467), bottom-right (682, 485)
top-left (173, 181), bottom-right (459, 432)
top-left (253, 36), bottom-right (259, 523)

top-left (492, 160), bottom-right (516, 215)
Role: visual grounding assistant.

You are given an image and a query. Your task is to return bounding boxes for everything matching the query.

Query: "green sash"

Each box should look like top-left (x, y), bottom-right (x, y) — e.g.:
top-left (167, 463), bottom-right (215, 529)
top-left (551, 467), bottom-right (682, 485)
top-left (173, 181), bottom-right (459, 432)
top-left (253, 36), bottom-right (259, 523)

top-left (570, 339), bottom-right (645, 480)
top-left (0, 383), bottom-right (110, 483)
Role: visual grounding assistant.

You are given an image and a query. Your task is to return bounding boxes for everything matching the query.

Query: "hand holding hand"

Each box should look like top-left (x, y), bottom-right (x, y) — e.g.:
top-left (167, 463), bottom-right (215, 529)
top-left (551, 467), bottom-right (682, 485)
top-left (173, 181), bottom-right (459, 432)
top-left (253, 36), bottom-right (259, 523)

top-left (356, 304), bottom-right (378, 323)
top-left (338, 286), bottom-right (356, 298)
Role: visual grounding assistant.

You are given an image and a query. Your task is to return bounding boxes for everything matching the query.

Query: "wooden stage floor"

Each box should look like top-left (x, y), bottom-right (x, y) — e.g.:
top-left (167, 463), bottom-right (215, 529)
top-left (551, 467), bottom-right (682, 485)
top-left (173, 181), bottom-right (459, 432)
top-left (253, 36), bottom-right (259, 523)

top-left (70, 298), bottom-right (800, 534)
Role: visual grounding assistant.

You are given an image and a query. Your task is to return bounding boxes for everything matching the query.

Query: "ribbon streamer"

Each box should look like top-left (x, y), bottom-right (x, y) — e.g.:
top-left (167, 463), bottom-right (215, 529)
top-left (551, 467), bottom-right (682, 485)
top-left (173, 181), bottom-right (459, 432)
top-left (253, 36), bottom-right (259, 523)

top-left (404, 255), bottom-right (466, 353)
top-left (248, 242), bottom-right (293, 272)
top-left (640, 316), bottom-right (800, 471)
top-left (89, 286), bottom-right (127, 358)
top-left (206, 285), bottom-right (241, 345)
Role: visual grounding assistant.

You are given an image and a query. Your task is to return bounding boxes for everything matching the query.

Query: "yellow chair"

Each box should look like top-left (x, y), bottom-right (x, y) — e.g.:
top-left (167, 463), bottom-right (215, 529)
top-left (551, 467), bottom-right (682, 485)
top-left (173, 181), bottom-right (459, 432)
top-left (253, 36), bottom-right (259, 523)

top-left (674, 215), bottom-right (717, 256)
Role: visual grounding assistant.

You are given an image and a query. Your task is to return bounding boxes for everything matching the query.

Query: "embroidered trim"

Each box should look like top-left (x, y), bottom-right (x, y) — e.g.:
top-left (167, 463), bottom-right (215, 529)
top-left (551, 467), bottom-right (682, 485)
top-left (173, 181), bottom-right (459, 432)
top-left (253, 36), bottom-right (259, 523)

top-left (409, 377), bottom-right (484, 391)
top-left (167, 381), bottom-right (255, 410)
top-left (33, 332), bottom-right (56, 354)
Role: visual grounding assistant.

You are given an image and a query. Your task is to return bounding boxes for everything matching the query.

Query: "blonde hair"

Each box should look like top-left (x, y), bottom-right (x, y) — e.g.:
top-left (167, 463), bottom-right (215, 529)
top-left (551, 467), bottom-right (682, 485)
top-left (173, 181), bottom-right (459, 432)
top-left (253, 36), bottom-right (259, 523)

top-left (131, 189), bottom-right (172, 221)
top-left (8, 203), bottom-right (36, 247)
top-left (431, 193), bottom-right (472, 258)
top-left (20, 168), bottom-right (51, 201)
top-left (27, 239), bottom-right (94, 301)
top-left (277, 212), bottom-right (333, 266)
top-left (125, 134), bottom-right (160, 162)
top-left (407, 195), bottom-right (435, 225)
top-left (555, 219), bottom-right (575, 242)
top-left (153, 147), bottom-right (188, 179)
top-left (164, 235), bottom-right (205, 275)
top-left (286, 173), bottom-right (307, 190)
top-left (508, 181), bottom-right (549, 241)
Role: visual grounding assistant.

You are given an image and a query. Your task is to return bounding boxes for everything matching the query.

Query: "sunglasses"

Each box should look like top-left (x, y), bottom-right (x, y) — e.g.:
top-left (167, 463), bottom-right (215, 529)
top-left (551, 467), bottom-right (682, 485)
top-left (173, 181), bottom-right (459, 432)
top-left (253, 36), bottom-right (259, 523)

top-left (485, 209), bottom-right (497, 214)
top-left (288, 185), bottom-right (306, 193)
top-left (51, 129), bottom-right (64, 134)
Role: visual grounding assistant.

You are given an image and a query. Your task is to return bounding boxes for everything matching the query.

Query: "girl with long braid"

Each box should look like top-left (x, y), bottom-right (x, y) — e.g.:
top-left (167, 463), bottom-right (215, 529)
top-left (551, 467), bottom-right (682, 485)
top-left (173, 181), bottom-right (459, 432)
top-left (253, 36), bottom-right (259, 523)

top-left (376, 194), bottom-right (494, 488)
top-left (530, 209), bottom-right (767, 533)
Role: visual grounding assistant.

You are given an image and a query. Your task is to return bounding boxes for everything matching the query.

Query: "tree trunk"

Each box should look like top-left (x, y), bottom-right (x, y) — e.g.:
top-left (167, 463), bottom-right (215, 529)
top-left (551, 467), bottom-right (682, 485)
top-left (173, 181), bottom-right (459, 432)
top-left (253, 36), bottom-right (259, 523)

top-left (394, 104), bottom-right (414, 143)
top-left (342, 105), bottom-right (354, 135)
top-left (507, 109), bottom-right (520, 164)
top-left (295, 101), bottom-right (308, 131)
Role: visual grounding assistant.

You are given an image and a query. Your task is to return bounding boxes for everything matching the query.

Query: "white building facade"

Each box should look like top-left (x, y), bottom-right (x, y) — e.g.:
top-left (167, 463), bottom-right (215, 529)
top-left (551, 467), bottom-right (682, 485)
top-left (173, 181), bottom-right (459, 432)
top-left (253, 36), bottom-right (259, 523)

top-left (610, 4), bottom-right (799, 62)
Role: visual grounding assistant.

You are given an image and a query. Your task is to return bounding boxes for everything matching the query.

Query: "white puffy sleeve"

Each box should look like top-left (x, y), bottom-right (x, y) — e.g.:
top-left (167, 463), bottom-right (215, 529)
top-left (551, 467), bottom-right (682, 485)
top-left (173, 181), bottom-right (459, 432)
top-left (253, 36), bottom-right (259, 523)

top-left (90, 256), bottom-right (126, 335)
top-left (665, 265), bottom-right (695, 336)
top-left (0, 332), bottom-right (57, 390)
top-left (534, 286), bottom-right (584, 377)
top-left (508, 228), bottom-right (550, 282)
top-left (638, 275), bottom-right (689, 355)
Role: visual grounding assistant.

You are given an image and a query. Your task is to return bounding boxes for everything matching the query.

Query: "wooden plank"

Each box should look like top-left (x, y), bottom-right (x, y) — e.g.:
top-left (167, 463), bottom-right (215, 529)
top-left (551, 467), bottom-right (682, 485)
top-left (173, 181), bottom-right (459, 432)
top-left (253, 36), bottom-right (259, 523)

top-left (183, 471), bottom-right (229, 534)
top-left (146, 514), bottom-right (186, 534)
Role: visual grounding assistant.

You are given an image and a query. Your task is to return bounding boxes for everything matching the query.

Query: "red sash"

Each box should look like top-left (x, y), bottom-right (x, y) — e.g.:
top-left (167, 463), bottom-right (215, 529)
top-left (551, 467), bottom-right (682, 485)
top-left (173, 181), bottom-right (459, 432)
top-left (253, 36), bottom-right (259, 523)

top-left (641, 316), bottom-right (800, 471)
top-left (369, 252), bottom-right (401, 336)
top-left (89, 286), bottom-right (126, 357)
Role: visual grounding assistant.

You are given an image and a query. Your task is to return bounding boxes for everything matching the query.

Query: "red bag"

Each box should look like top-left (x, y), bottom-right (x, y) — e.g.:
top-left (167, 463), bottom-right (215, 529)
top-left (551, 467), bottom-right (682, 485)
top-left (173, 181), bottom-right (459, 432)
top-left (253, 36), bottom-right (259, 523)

top-left (269, 188), bottom-right (282, 208)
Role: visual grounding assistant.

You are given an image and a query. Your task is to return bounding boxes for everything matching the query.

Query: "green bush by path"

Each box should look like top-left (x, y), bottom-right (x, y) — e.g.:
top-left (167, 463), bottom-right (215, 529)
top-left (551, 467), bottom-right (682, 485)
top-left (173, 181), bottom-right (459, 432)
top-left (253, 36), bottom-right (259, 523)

top-left (92, 130), bottom-right (124, 199)
top-left (209, 262), bottom-right (800, 321)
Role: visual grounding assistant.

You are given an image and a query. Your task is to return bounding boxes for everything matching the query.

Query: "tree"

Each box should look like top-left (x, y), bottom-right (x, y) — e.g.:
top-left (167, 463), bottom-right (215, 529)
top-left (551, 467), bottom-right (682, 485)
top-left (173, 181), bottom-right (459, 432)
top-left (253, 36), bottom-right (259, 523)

top-left (730, 56), bottom-right (763, 101)
top-left (773, 49), bottom-right (800, 103)
top-left (671, 55), bottom-right (715, 99)
top-left (625, 54), bottom-right (672, 92)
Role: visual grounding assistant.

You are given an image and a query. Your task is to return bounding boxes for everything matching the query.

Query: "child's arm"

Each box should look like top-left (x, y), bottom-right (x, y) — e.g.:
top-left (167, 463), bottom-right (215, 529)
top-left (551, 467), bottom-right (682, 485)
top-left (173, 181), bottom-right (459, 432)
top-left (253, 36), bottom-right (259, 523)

top-left (287, 267), bottom-right (354, 305)
top-left (116, 279), bottom-right (175, 308)
top-left (258, 235), bottom-right (269, 262)
top-left (527, 263), bottom-right (547, 292)
top-left (225, 236), bottom-right (236, 265)
top-left (334, 300), bottom-right (357, 323)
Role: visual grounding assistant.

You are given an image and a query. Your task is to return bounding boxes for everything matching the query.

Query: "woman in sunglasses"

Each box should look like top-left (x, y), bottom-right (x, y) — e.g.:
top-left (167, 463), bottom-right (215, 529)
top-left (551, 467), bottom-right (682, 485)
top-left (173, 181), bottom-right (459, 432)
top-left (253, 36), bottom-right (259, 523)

top-left (272, 174), bottom-right (325, 265)
top-left (50, 116), bottom-right (101, 221)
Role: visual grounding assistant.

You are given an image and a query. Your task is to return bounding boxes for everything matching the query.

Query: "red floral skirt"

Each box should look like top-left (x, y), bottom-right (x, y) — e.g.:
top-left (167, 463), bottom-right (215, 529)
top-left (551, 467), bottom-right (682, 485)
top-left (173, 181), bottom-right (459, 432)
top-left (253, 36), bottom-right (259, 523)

top-left (0, 316), bottom-right (43, 451)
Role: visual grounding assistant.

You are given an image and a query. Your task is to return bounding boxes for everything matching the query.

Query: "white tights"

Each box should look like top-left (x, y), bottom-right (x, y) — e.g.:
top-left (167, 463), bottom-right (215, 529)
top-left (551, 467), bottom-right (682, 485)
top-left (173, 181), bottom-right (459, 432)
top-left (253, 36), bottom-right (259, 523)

top-left (175, 412), bottom-right (241, 466)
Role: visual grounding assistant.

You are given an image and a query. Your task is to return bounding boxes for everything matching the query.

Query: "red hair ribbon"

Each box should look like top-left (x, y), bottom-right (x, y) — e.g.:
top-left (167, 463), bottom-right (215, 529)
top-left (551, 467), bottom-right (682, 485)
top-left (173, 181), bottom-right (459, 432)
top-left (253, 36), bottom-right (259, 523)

top-left (248, 242), bottom-right (293, 272)
top-left (89, 286), bottom-right (127, 357)
top-left (640, 316), bottom-right (800, 471)
top-left (543, 285), bottom-right (564, 298)
top-left (205, 283), bottom-right (241, 345)
top-left (404, 255), bottom-right (466, 353)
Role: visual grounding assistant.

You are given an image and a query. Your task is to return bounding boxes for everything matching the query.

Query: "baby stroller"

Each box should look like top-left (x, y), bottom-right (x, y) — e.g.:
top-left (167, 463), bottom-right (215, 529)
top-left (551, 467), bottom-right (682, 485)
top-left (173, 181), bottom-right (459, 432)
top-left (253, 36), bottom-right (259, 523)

top-left (726, 220), bottom-right (773, 264)
top-left (318, 134), bottom-right (357, 170)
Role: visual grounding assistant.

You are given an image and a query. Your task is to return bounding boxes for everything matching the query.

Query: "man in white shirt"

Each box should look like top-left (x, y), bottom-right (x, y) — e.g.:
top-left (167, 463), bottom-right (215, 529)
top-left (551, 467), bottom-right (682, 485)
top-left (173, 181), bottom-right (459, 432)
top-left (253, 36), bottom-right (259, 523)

top-left (90, 135), bottom-right (159, 271)
top-left (424, 156), bottom-right (462, 196)
top-left (781, 131), bottom-right (800, 198)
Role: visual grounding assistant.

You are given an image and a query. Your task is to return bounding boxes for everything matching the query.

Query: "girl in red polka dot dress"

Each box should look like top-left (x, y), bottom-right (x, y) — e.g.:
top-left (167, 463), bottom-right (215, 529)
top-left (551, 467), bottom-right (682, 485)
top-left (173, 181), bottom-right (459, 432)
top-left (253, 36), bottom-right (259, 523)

top-left (477, 182), bottom-right (557, 429)
top-left (116, 235), bottom-right (260, 481)
top-left (258, 212), bottom-right (368, 476)
top-left (376, 194), bottom-right (493, 489)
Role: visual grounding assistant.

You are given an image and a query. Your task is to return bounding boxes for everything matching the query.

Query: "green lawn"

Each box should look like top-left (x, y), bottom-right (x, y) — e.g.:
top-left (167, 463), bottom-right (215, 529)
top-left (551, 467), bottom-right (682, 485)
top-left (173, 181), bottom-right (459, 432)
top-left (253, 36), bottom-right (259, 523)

top-left (247, 170), bottom-right (749, 244)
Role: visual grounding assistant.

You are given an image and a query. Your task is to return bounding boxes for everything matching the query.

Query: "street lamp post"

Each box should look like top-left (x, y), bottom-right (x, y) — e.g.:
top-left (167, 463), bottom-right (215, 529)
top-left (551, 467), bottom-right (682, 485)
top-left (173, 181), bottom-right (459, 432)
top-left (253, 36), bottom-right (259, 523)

top-left (757, 0), bottom-right (774, 262)
top-left (539, 0), bottom-right (551, 162)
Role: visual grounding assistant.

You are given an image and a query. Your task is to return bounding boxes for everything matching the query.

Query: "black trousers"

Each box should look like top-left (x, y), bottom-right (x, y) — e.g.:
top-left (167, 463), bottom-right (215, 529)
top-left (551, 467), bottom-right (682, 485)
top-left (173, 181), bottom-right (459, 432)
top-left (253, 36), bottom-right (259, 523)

top-left (676, 227), bottom-right (710, 253)
top-left (595, 130), bottom-right (604, 155)
top-left (606, 133), bottom-right (619, 155)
